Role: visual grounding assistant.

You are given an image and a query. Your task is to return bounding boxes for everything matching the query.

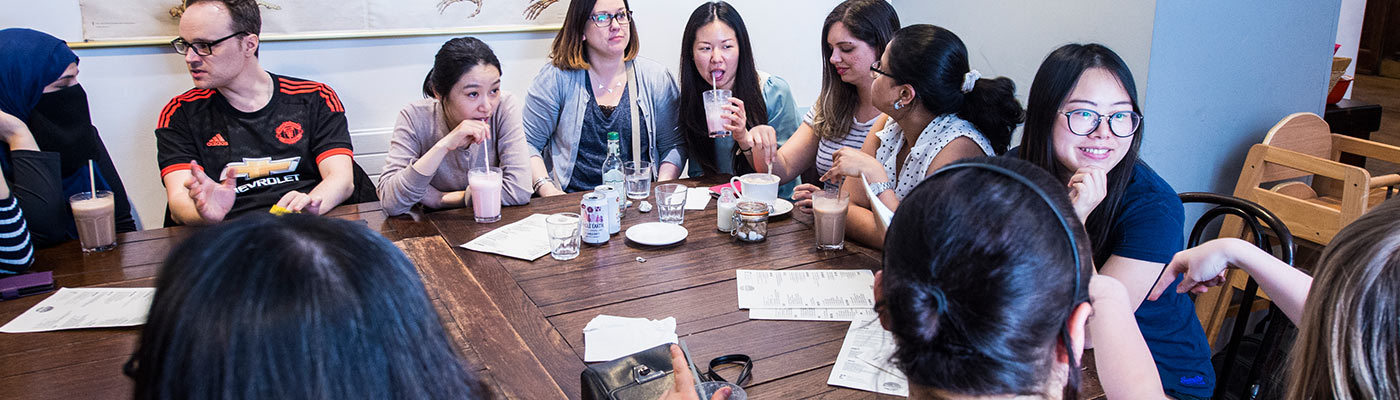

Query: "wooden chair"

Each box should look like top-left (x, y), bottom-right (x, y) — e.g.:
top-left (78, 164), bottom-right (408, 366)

top-left (1195, 112), bottom-right (1400, 349)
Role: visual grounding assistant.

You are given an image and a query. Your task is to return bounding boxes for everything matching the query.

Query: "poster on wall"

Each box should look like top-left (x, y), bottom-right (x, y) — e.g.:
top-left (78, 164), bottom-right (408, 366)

top-left (76, 0), bottom-right (567, 43)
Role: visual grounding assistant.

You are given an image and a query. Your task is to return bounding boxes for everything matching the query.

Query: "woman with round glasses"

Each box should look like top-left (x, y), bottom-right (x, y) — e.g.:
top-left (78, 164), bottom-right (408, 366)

top-left (523, 0), bottom-right (683, 195)
top-left (1015, 43), bottom-right (1215, 398)
top-left (818, 24), bottom-right (1023, 249)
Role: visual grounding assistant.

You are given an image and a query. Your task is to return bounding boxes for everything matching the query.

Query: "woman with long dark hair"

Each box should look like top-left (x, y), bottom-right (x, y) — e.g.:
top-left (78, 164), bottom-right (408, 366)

top-left (677, 1), bottom-right (799, 181)
top-left (819, 24), bottom-right (1023, 249)
top-left (879, 156), bottom-right (1164, 399)
top-left (1016, 43), bottom-right (1214, 398)
top-left (377, 36), bottom-right (532, 215)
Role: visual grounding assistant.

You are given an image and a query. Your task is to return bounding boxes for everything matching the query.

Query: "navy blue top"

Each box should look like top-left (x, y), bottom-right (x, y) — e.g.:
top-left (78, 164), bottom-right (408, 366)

top-left (566, 79), bottom-right (650, 193)
top-left (1111, 162), bottom-right (1215, 397)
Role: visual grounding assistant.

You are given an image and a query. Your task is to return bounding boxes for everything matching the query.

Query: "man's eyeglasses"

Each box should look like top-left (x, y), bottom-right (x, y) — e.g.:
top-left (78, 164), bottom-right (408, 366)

top-left (1061, 109), bottom-right (1143, 137)
top-left (171, 32), bottom-right (248, 56)
top-left (588, 11), bottom-right (632, 27)
top-left (870, 60), bottom-right (898, 81)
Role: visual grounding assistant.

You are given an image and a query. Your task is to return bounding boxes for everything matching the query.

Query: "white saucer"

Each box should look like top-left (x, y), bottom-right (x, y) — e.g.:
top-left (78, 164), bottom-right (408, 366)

top-left (771, 199), bottom-right (794, 217)
top-left (625, 222), bottom-right (689, 246)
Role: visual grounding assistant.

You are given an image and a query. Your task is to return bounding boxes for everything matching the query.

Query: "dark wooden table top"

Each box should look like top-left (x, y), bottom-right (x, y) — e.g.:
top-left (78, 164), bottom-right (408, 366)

top-left (0, 177), bottom-right (1105, 399)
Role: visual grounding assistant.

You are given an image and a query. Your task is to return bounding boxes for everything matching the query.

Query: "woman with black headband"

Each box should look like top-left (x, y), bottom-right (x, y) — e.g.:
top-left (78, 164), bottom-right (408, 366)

top-left (876, 156), bottom-right (1163, 399)
top-left (0, 28), bottom-right (137, 247)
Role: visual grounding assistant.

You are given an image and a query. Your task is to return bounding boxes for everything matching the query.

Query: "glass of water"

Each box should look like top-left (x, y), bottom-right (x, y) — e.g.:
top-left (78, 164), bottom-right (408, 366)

top-left (654, 184), bottom-right (687, 224)
top-left (624, 161), bottom-right (652, 200)
top-left (546, 212), bottom-right (581, 261)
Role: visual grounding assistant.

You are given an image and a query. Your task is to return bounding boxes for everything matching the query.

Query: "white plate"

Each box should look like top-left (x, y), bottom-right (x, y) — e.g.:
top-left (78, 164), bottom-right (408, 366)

top-left (625, 222), bottom-right (689, 246)
top-left (771, 199), bottom-right (794, 217)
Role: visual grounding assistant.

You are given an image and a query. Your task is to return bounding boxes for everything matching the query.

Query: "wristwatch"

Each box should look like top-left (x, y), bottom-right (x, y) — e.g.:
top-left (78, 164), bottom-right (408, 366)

top-left (867, 180), bottom-right (895, 196)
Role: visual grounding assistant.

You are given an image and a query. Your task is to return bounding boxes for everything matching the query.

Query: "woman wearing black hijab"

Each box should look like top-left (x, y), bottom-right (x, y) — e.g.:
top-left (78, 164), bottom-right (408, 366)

top-left (0, 28), bottom-right (136, 247)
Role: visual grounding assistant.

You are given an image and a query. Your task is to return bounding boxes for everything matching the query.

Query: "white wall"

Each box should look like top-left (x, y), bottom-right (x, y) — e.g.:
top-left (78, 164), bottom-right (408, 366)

top-left (1, 0), bottom-right (838, 229)
top-left (1335, 0), bottom-right (1368, 98)
top-left (890, 0), bottom-right (1158, 126)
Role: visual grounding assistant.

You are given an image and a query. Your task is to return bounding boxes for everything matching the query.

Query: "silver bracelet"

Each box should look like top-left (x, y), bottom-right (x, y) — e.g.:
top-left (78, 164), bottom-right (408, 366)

top-left (532, 176), bottom-right (553, 191)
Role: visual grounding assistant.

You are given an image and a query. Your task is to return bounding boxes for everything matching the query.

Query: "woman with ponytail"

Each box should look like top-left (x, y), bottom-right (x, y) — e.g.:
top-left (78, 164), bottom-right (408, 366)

top-left (377, 37), bottom-right (533, 216)
top-left (818, 24), bottom-right (1023, 248)
top-left (879, 156), bottom-right (1165, 399)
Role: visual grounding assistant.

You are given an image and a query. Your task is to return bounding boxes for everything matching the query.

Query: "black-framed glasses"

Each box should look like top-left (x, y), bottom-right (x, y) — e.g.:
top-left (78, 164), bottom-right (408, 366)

top-left (1061, 109), bottom-right (1142, 137)
top-left (869, 60), bottom-right (898, 80)
top-left (588, 11), bottom-right (632, 27)
top-left (170, 32), bottom-right (247, 56)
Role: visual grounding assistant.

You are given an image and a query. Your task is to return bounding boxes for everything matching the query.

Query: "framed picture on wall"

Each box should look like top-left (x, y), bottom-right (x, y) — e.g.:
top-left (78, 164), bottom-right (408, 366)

top-left (72, 0), bottom-right (567, 48)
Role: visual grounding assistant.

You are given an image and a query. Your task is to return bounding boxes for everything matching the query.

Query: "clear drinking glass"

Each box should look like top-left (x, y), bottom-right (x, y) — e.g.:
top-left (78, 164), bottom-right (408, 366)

top-left (69, 190), bottom-right (116, 253)
top-left (654, 183), bottom-right (687, 224)
top-left (697, 381), bottom-right (747, 400)
top-left (624, 161), bottom-right (653, 200)
top-left (546, 212), bottom-right (581, 261)
top-left (812, 188), bottom-right (849, 250)
top-left (702, 89), bottom-right (732, 138)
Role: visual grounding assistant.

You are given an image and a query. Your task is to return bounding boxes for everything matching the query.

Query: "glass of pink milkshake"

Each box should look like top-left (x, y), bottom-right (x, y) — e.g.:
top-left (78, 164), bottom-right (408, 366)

top-left (469, 167), bottom-right (503, 223)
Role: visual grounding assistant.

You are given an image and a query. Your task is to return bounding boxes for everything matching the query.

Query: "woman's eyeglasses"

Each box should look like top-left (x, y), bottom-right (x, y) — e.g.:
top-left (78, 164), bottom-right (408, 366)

top-left (589, 11), bottom-right (632, 27)
top-left (1061, 109), bottom-right (1142, 137)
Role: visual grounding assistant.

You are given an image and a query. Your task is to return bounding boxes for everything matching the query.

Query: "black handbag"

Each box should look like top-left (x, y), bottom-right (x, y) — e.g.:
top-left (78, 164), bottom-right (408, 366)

top-left (580, 344), bottom-right (753, 400)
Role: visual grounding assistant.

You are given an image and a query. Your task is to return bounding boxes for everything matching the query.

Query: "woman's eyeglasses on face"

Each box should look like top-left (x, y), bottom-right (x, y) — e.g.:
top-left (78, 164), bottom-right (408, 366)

top-left (589, 11), bottom-right (632, 27)
top-left (1061, 109), bottom-right (1142, 137)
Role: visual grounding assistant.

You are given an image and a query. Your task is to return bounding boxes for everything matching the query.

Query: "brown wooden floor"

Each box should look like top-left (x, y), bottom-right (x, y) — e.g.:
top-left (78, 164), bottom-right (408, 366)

top-left (1350, 74), bottom-right (1400, 174)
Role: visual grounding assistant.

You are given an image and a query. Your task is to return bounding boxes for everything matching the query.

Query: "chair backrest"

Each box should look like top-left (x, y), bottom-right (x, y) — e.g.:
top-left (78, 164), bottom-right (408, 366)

top-left (1180, 192), bottom-right (1294, 265)
top-left (1233, 144), bottom-right (1370, 245)
top-left (1259, 112), bottom-right (1333, 182)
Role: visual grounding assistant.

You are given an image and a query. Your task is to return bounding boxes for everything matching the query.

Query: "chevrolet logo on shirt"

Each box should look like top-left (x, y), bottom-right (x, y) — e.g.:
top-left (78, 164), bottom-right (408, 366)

top-left (226, 157), bottom-right (300, 179)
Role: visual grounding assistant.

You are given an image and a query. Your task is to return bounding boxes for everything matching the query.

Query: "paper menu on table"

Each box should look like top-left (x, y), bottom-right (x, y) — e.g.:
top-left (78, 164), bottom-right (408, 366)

top-left (461, 213), bottom-right (551, 261)
top-left (827, 310), bottom-right (909, 397)
top-left (1, 287), bottom-right (156, 333)
top-left (735, 269), bottom-right (875, 309)
top-left (748, 307), bottom-right (868, 321)
top-left (861, 173), bottom-right (894, 232)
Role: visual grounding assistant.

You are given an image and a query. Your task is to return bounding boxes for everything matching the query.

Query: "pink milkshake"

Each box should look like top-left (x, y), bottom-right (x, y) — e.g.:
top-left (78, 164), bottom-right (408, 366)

top-left (469, 167), bottom-right (503, 223)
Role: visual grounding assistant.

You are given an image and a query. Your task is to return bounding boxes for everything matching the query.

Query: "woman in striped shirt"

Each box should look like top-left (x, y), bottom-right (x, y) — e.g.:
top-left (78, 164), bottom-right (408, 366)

top-left (0, 149), bottom-right (34, 273)
top-left (732, 0), bottom-right (899, 212)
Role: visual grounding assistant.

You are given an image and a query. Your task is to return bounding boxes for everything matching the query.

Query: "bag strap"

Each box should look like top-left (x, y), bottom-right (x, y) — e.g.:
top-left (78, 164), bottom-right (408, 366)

top-left (626, 62), bottom-right (643, 168)
top-left (702, 354), bottom-right (753, 386)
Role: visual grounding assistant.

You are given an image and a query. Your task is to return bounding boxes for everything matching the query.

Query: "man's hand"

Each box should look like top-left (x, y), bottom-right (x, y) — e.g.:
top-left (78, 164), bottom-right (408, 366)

top-left (275, 190), bottom-right (325, 215)
top-left (184, 161), bottom-right (237, 223)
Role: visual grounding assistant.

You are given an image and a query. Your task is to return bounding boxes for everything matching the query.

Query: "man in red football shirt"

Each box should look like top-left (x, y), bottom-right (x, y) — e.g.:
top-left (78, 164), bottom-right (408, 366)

top-left (156, 0), bottom-right (356, 225)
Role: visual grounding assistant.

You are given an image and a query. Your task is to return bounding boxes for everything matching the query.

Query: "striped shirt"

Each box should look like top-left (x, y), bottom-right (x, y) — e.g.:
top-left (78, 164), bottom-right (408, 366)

top-left (807, 108), bottom-right (877, 188)
top-left (0, 196), bottom-right (35, 274)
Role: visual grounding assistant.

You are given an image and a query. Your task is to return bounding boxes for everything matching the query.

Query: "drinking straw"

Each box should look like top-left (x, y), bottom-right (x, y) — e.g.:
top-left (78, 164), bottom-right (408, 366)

top-left (679, 340), bottom-right (706, 400)
top-left (88, 160), bottom-right (96, 198)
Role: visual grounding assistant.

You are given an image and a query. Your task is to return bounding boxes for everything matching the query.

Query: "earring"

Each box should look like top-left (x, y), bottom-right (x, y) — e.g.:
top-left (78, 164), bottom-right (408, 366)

top-left (892, 101), bottom-right (903, 111)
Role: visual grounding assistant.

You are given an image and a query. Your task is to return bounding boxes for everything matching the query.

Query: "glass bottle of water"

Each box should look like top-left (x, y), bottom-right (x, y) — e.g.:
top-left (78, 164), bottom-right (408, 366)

top-left (602, 131), bottom-right (626, 220)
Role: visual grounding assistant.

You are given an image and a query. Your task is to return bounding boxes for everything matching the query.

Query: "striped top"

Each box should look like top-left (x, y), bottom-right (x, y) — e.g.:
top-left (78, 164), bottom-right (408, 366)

top-left (0, 196), bottom-right (34, 274)
top-left (807, 108), bottom-right (878, 188)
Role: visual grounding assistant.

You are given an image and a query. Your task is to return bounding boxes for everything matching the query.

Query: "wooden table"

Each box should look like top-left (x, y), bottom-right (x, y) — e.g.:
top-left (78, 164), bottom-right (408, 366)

top-left (0, 177), bottom-right (1105, 399)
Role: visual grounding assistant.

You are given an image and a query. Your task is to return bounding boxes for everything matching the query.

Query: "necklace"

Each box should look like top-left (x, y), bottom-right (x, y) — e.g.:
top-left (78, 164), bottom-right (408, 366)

top-left (590, 69), bottom-right (624, 94)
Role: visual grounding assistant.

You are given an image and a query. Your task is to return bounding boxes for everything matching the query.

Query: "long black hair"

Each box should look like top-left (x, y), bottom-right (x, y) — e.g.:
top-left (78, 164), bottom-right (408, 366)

top-left (883, 24), bottom-right (1023, 153)
top-left (881, 156), bottom-right (1092, 399)
top-left (422, 36), bottom-right (502, 99)
top-left (129, 214), bottom-right (487, 399)
top-left (677, 1), bottom-right (767, 175)
top-left (1018, 43), bottom-right (1144, 265)
top-left (810, 0), bottom-right (899, 142)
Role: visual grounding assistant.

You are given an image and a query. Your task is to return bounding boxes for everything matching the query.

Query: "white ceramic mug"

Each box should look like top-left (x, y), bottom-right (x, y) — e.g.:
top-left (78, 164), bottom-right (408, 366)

top-left (730, 173), bottom-right (780, 208)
